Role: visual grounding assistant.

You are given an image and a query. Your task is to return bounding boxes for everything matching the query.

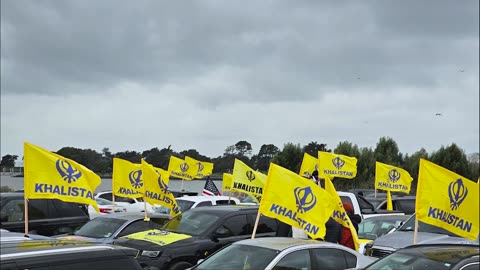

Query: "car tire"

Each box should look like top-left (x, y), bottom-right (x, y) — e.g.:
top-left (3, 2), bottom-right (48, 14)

top-left (168, 261), bottom-right (193, 270)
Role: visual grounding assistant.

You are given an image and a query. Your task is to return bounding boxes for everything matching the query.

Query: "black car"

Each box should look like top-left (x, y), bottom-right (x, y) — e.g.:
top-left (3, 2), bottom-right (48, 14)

top-left (114, 205), bottom-right (281, 270)
top-left (0, 192), bottom-right (89, 236)
top-left (0, 239), bottom-right (143, 270)
top-left (361, 244), bottom-right (479, 270)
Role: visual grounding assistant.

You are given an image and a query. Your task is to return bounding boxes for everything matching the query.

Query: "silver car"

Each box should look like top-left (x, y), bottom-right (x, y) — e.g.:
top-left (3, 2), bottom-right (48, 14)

top-left (364, 214), bottom-right (479, 258)
top-left (191, 237), bottom-right (375, 270)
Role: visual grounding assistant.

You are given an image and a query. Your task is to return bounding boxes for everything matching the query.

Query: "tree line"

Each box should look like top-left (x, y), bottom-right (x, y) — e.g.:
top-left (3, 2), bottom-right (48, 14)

top-left (1, 137), bottom-right (478, 193)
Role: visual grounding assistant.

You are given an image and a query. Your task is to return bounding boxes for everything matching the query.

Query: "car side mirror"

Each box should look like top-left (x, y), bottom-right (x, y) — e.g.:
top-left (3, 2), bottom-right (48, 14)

top-left (212, 227), bottom-right (231, 239)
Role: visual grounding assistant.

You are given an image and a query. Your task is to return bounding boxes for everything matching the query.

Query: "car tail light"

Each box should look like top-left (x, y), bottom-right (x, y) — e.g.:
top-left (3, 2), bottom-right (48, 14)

top-left (99, 208), bottom-right (112, 213)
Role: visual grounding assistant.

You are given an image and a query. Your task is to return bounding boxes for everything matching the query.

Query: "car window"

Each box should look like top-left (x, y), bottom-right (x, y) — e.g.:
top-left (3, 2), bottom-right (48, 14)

top-left (177, 200), bottom-right (195, 212)
top-left (215, 200), bottom-right (236, 205)
top-left (217, 215), bottom-right (250, 236)
top-left (196, 201), bottom-right (213, 207)
top-left (273, 249), bottom-right (311, 270)
top-left (114, 195), bottom-right (135, 204)
top-left (28, 199), bottom-right (50, 220)
top-left (117, 220), bottom-right (152, 237)
top-left (340, 196), bottom-right (353, 207)
top-left (49, 257), bottom-right (141, 270)
top-left (312, 248), bottom-right (349, 270)
top-left (396, 200), bottom-right (415, 214)
top-left (1, 199), bottom-right (25, 222)
top-left (74, 218), bottom-right (126, 238)
top-left (256, 215), bottom-right (277, 234)
top-left (162, 211), bottom-right (221, 236)
top-left (51, 200), bottom-right (86, 217)
top-left (461, 263), bottom-right (479, 270)
top-left (357, 196), bottom-right (374, 211)
top-left (99, 193), bottom-right (113, 201)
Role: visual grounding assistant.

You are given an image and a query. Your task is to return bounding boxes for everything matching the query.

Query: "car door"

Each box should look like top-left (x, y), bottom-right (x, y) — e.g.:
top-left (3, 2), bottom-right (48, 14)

top-left (310, 248), bottom-right (357, 270)
top-left (203, 214), bottom-right (251, 258)
top-left (270, 249), bottom-right (312, 270)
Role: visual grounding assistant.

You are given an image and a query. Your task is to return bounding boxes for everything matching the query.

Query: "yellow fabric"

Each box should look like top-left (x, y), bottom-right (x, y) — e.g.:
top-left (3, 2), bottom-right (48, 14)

top-left (318, 151), bottom-right (357, 179)
top-left (112, 158), bottom-right (143, 199)
top-left (185, 156), bottom-right (214, 179)
top-left (375, 161), bottom-right (413, 194)
top-left (299, 153), bottom-right (318, 178)
top-left (222, 173), bottom-right (233, 191)
top-left (416, 159), bottom-right (479, 241)
top-left (324, 177), bottom-right (360, 251)
top-left (232, 159), bottom-right (266, 199)
top-left (142, 159), bottom-right (181, 217)
top-left (167, 156), bottom-right (196, 180)
top-left (123, 229), bottom-right (191, 246)
top-left (259, 163), bottom-right (335, 239)
top-left (387, 190), bottom-right (393, 211)
top-left (24, 142), bottom-right (100, 212)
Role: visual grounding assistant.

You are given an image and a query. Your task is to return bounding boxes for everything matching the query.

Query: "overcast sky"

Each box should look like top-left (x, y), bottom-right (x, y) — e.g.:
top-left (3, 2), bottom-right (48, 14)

top-left (1, 1), bottom-right (479, 161)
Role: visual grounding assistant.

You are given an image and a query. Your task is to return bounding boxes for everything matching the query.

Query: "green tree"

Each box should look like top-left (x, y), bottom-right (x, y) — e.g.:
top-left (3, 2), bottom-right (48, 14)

top-left (0, 155), bottom-right (18, 167)
top-left (356, 147), bottom-right (376, 189)
top-left (302, 142), bottom-right (331, 157)
top-left (429, 144), bottom-right (470, 178)
top-left (271, 143), bottom-right (303, 172)
top-left (374, 137), bottom-right (403, 166)
top-left (114, 150), bottom-right (142, 164)
top-left (234, 141), bottom-right (253, 157)
top-left (254, 144), bottom-right (280, 172)
top-left (403, 148), bottom-right (429, 194)
top-left (467, 153), bottom-right (479, 181)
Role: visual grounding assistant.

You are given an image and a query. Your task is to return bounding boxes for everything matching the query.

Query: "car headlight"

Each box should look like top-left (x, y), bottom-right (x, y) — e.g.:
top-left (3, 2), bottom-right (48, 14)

top-left (141, 250), bottom-right (161, 258)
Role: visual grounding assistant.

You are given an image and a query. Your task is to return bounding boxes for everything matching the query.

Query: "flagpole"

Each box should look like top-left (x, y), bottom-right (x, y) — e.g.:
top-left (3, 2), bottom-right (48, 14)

top-left (180, 179), bottom-right (185, 191)
top-left (144, 199), bottom-right (149, 221)
top-left (24, 197), bottom-right (29, 237)
top-left (413, 217), bottom-right (419, 244)
top-left (251, 210), bottom-right (261, 239)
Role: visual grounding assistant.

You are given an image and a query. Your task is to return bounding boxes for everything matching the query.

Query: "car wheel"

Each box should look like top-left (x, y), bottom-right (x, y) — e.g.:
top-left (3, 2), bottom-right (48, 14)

top-left (168, 261), bottom-right (193, 270)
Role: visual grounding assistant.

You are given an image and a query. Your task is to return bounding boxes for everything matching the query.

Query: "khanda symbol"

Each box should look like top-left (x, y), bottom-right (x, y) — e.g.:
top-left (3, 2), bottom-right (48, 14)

top-left (294, 186), bottom-right (317, 214)
top-left (246, 171), bottom-right (255, 182)
top-left (56, 160), bottom-right (82, 184)
top-left (196, 162), bottom-right (204, 173)
top-left (332, 156), bottom-right (345, 170)
top-left (388, 169), bottom-right (401, 182)
top-left (448, 178), bottom-right (468, 211)
top-left (129, 170), bottom-right (143, 189)
top-left (180, 162), bottom-right (189, 172)
top-left (157, 171), bottom-right (169, 192)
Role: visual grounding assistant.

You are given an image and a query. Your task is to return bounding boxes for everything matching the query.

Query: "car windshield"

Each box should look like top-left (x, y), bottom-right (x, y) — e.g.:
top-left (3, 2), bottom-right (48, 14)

top-left (194, 244), bottom-right (278, 270)
top-left (96, 198), bottom-right (113, 206)
top-left (364, 246), bottom-right (480, 270)
top-left (73, 217), bottom-right (126, 238)
top-left (359, 219), bottom-right (405, 240)
top-left (398, 215), bottom-right (460, 237)
top-left (154, 200), bottom-right (195, 214)
top-left (162, 211), bottom-right (221, 236)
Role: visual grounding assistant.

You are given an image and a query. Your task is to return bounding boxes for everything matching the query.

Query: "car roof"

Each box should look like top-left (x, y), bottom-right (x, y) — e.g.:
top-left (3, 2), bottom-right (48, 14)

top-left (362, 215), bottom-right (410, 221)
top-left (0, 231), bottom-right (52, 242)
top-left (176, 195), bottom-right (240, 203)
top-left (186, 204), bottom-right (258, 214)
top-left (231, 237), bottom-right (344, 251)
top-left (92, 212), bottom-right (170, 221)
top-left (397, 244), bottom-right (480, 260)
top-left (0, 239), bottom-right (137, 260)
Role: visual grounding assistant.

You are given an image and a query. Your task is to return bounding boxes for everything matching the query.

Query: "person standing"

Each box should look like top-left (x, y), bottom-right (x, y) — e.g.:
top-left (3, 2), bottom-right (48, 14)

top-left (339, 202), bottom-right (360, 250)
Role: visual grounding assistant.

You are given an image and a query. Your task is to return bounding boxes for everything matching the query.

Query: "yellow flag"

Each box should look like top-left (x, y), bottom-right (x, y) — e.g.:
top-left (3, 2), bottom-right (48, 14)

top-left (222, 173), bottom-right (233, 191)
top-left (299, 153), bottom-right (318, 178)
top-left (24, 142), bottom-right (100, 211)
top-left (324, 177), bottom-right (360, 251)
top-left (259, 163), bottom-right (335, 239)
top-left (167, 156), bottom-right (197, 180)
top-left (417, 159), bottom-right (479, 241)
top-left (375, 161), bottom-right (413, 194)
top-left (185, 156), bottom-right (214, 179)
top-left (232, 159), bottom-right (266, 198)
top-left (318, 151), bottom-right (357, 179)
top-left (112, 158), bottom-right (143, 199)
top-left (386, 190), bottom-right (393, 211)
top-left (142, 159), bottom-right (181, 217)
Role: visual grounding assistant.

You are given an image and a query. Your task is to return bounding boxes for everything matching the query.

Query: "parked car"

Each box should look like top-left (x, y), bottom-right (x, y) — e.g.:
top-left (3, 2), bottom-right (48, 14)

top-left (153, 196), bottom-right (240, 215)
top-left (0, 230), bottom-right (52, 242)
top-left (88, 197), bottom-right (127, 219)
top-left (364, 214), bottom-right (479, 258)
top-left (0, 239), bottom-right (143, 270)
top-left (56, 212), bottom-right (171, 244)
top-left (375, 195), bottom-right (416, 214)
top-left (190, 237), bottom-right (375, 270)
top-left (96, 190), bottom-right (199, 213)
top-left (0, 192), bottom-right (89, 236)
top-left (114, 205), bottom-right (281, 270)
top-left (357, 215), bottom-right (410, 253)
top-left (360, 244), bottom-right (479, 270)
top-left (338, 192), bottom-right (405, 220)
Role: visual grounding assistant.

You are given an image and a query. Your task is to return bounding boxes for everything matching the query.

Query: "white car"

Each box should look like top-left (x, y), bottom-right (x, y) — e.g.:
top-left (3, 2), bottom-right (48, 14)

top-left (95, 191), bottom-right (154, 213)
top-left (153, 195), bottom-right (240, 214)
top-left (88, 197), bottom-right (127, 219)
